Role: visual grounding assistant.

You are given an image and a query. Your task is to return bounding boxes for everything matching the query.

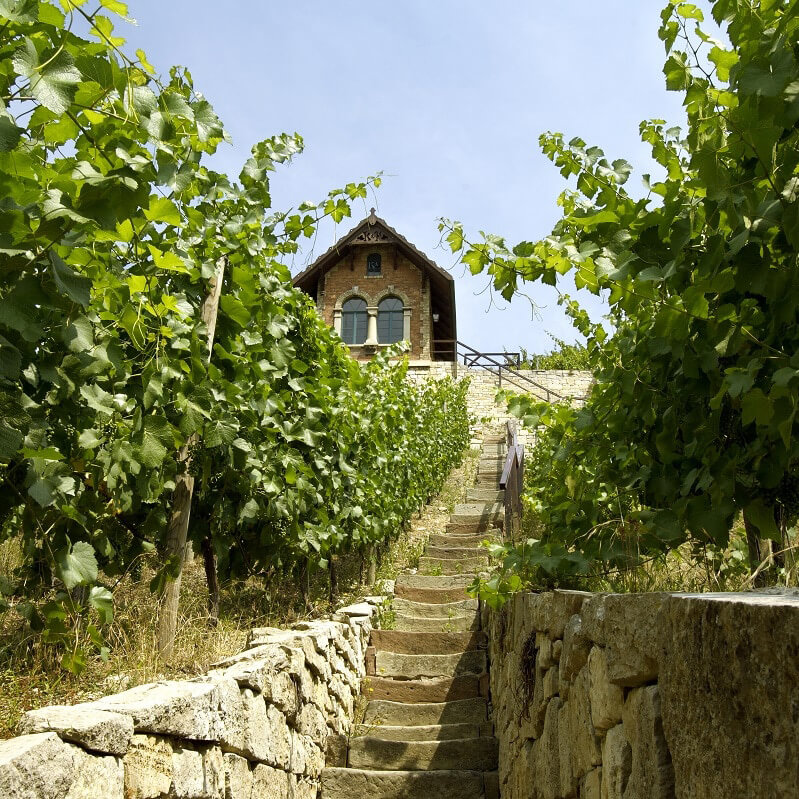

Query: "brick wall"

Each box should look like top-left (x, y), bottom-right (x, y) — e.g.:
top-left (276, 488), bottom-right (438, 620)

top-left (318, 245), bottom-right (430, 359)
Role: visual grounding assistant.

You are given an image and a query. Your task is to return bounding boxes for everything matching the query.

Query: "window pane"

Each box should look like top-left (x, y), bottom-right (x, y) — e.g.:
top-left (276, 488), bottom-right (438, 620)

top-left (367, 253), bottom-right (381, 274)
top-left (341, 298), bottom-right (367, 344)
top-left (378, 297), bottom-right (404, 344)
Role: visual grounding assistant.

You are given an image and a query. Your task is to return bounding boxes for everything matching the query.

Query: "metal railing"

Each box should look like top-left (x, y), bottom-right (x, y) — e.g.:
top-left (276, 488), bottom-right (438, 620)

top-left (431, 339), bottom-right (566, 402)
top-left (499, 419), bottom-right (524, 543)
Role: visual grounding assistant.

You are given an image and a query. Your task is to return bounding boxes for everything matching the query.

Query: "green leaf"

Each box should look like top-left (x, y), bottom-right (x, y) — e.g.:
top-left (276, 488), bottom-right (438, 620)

top-left (741, 389), bottom-right (772, 426)
top-left (50, 253), bottom-right (92, 306)
top-left (136, 414), bottom-right (173, 468)
top-left (144, 196), bottom-right (181, 226)
top-left (148, 244), bottom-right (188, 272)
top-left (64, 315), bottom-right (94, 353)
top-left (88, 586), bottom-right (114, 624)
top-left (55, 541), bottom-right (98, 590)
top-left (0, 0), bottom-right (37, 22)
top-left (204, 418), bottom-right (237, 447)
top-left (0, 115), bottom-right (24, 152)
top-left (13, 38), bottom-right (82, 114)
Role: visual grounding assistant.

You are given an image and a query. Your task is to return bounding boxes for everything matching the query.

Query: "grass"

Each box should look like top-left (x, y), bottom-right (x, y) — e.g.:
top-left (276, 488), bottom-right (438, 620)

top-left (0, 448), bottom-right (480, 738)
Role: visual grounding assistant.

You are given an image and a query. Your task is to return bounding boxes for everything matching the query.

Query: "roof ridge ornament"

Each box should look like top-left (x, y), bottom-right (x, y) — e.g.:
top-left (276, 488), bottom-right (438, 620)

top-left (368, 207), bottom-right (377, 224)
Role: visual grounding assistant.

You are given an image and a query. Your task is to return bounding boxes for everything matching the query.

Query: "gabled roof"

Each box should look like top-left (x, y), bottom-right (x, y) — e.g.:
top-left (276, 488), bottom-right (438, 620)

top-left (292, 211), bottom-right (454, 296)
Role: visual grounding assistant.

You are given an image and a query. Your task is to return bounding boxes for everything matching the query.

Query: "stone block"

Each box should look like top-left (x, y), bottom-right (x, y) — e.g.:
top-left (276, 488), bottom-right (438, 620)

top-left (559, 665), bottom-right (601, 792)
top-left (560, 612), bottom-right (591, 684)
top-left (19, 705), bottom-right (133, 756)
top-left (123, 734), bottom-right (173, 799)
top-left (94, 679), bottom-right (230, 742)
top-left (659, 591), bottom-right (799, 798)
top-left (222, 753), bottom-right (252, 799)
top-left (601, 723), bottom-right (631, 799)
top-left (171, 745), bottom-right (224, 799)
top-left (0, 733), bottom-right (86, 799)
top-left (325, 734), bottom-right (348, 767)
top-left (588, 646), bottom-right (624, 731)
top-left (67, 748), bottom-right (123, 799)
top-left (622, 685), bottom-right (673, 799)
top-left (251, 763), bottom-right (290, 798)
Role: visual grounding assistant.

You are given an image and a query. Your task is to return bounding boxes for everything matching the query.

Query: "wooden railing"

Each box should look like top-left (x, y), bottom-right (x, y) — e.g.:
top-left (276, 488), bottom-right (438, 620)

top-left (499, 419), bottom-right (524, 543)
top-left (431, 339), bottom-right (565, 402)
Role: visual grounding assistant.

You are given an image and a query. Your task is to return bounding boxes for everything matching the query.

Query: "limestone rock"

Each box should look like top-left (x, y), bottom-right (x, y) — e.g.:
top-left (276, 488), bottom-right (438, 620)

top-left (19, 705), bottom-right (133, 756)
top-left (588, 646), bottom-right (624, 731)
top-left (560, 613), bottom-right (591, 684)
top-left (251, 763), bottom-right (290, 798)
top-left (0, 733), bottom-right (77, 799)
top-left (66, 749), bottom-right (123, 799)
top-left (94, 679), bottom-right (230, 741)
top-left (558, 665), bottom-right (601, 794)
top-left (659, 591), bottom-right (799, 798)
top-left (622, 685), bottom-right (673, 799)
top-left (601, 724), bottom-right (631, 799)
top-left (171, 745), bottom-right (224, 799)
top-left (123, 734), bottom-right (173, 799)
top-left (222, 753), bottom-right (252, 799)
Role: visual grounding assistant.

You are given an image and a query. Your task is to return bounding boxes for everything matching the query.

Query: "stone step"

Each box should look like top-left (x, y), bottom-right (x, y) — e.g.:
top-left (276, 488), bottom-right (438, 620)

top-left (450, 503), bottom-right (504, 525)
top-left (418, 556), bottom-right (487, 576)
top-left (364, 697), bottom-right (488, 726)
top-left (478, 456), bottom-right (505, 467)
top-left (428, 534), bottom-right (497, 549)
top-left (466, 489), bottom-right (505, 502)
top-left (348, 736), bottom-right (498, 771)
top-left (370, 630), bottom-right (487, 654)
top-left (354, 722), bottom-right (493, 741)
top-left (364, 675), bottom-right (484, 703)
top-left (445, 521), bottom-right (500, 535)
top-left (425, 545), bottom-right (486, 560)
top-left (394, 584), bottom-right (472, 604)
top-left (392, 597), bottom-right (478, 618)
top-left (394, 612), bottom-right (479, 632)
top-left (374, 650), bottom-right (487, 679)
top-left (395, 574), bottom-right (474, 591)
top-left (321, 768), bottom-right (497, 799)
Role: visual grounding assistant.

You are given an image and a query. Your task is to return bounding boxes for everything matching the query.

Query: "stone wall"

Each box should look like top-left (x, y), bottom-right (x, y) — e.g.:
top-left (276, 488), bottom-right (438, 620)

top-left (0, 603), bottom-right (377, 799)
top-left (406, 364), bottom-right (593, 447)
top-left (485, 589), bottom-right (799, 799)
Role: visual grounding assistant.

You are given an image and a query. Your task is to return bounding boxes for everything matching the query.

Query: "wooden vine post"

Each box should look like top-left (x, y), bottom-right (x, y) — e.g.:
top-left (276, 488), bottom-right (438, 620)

top-left (156, 259), bottom-right (225, 658)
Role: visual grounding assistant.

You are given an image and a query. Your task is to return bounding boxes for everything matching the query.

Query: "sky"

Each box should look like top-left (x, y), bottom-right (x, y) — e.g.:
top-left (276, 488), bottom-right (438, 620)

top-left (119, 1), bottom-right (700, 356)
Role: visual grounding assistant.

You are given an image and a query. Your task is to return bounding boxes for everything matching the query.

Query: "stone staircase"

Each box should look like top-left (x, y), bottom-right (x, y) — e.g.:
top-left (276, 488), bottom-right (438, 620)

top-left (321, 435), bottom-right (506, 798)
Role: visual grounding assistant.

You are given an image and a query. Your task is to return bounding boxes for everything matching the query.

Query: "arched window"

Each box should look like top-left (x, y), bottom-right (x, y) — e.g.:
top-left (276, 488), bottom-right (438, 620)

top-left (366, 253), bottom-right (382, 275)
top-left (378, 297), bottom-right (404, 344)
top-left (341, 298), bottom-right (368, 345)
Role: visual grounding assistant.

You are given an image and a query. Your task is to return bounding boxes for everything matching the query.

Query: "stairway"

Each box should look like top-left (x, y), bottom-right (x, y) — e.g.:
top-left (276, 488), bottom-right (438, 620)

top-left (322, 435), bottom-right (506, 798)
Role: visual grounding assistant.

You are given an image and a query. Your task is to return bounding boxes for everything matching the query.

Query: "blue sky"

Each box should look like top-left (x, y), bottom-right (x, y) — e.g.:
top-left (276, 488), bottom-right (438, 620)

top-left (121, 1), bottom-right (698, 356)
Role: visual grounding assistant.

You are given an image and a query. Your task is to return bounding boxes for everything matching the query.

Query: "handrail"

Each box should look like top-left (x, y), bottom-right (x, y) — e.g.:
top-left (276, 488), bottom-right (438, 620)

top-left (499, 419), bottom-right (524, 543)
top-left (455, 340), bottom-right (566, 402)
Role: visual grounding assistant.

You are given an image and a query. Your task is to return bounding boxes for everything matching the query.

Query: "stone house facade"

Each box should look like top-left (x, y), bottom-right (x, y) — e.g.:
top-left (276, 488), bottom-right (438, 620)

top-left (292, 211), bottom-right (456, 361)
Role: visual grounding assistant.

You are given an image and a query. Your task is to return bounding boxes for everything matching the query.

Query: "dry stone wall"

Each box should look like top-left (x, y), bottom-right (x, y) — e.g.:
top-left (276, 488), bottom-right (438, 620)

top-left (0, 603), bottom-right (378, 799)
top-left (406, 364), bottom-right (593, 447)
top-left (486, 588), bottom-right (799, 799)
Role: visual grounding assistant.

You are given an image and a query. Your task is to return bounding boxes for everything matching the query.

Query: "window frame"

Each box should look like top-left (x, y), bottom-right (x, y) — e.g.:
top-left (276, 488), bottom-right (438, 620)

top-left (377, 296), bottom-right (404, 344)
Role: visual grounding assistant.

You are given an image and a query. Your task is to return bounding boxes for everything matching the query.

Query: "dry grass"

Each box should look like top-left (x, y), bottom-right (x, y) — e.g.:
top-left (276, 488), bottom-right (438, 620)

top-left (582, 515), bottom-right (799, 594)
top-left (0, 450), bottom-right (479, 738)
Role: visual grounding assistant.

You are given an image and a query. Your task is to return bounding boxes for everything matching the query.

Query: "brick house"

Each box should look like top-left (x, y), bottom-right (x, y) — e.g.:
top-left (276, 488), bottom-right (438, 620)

top-left (292, 210), bottom-right (457, 361)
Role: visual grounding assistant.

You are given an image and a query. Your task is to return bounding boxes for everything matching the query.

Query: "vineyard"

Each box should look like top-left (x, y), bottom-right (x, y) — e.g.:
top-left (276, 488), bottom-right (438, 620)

top-left (0, 0), bottom-right (470, 677)
top-left (443, 0), bottom-right (799, 603)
